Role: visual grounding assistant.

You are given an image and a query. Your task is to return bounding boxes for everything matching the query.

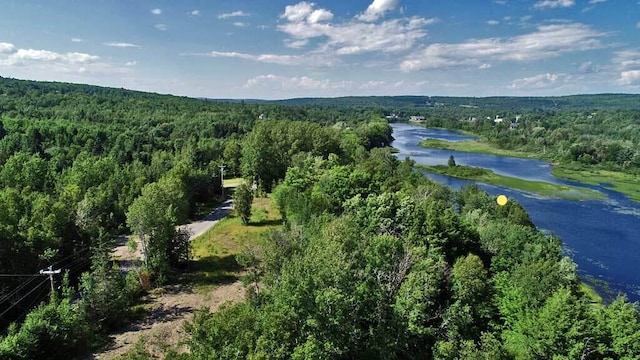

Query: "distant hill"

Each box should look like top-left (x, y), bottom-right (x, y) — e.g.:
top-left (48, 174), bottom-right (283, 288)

top-left (265, 94), bottom-right (640, 111)
top-left (3, 76), bottom-right (640, 112)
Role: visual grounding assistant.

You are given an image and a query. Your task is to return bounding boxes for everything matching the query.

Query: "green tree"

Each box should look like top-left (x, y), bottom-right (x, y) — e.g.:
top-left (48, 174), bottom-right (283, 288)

top-left (78, 234), bottom-right (135, 331)
top-left (233, 182), bottom-right (253, 225)
top-left (125, 176), bottom-right (189, 283)
top-left (448, 155), bottom-right (456, 167)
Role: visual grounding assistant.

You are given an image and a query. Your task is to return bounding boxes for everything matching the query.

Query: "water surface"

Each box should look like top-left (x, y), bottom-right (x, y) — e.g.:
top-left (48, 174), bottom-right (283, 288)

top-left (391, 123), bottom-right (640, 301)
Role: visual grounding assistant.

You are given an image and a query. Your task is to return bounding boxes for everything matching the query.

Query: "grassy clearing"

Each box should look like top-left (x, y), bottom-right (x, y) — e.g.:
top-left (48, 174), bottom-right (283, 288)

top-left (417, 164), bottom-right (604, 200)
top-left (223, 177), bottom-right (244, 188)
top-left (184, 196), bottom-right (282, 291)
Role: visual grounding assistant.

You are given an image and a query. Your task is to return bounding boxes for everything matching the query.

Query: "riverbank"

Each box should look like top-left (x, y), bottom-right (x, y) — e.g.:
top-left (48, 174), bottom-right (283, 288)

top-left (419, 138), bottom-right (640, 202)
top-left (416, 164), bottom-right (605, 200)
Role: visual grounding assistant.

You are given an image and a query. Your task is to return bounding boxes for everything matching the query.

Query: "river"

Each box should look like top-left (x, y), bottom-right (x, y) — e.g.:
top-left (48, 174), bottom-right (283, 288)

top-left (391, 122), bottom-right (640, 302)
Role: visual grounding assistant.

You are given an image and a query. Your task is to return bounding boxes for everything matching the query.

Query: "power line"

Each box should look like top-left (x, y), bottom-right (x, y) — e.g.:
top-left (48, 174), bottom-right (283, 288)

top-left (0, 274), bottom-right (41, 277)
top-left (0, 278), bottom-right (49, 319)
top-left (220, 164), bottom-right (226, 198)
top-left (0, 276), bottom-right (39, 305)
top-left (51, 247), bottom-right (90, 268)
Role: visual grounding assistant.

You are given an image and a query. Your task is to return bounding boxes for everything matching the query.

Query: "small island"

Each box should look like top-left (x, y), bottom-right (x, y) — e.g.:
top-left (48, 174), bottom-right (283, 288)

top-left (415, 162), bottom-right (604, 201)
top-left (419, 139), bottom-right (640, 202)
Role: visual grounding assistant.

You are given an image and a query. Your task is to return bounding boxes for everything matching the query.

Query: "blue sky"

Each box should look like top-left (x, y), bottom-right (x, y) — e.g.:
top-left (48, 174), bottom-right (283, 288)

top-left (0, 0), bottom-right (639, 99)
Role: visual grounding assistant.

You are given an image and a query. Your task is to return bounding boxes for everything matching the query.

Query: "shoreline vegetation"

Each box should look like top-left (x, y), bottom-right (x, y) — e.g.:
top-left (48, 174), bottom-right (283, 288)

top-left (418, 138), bottom-right (640, 202)
top-left (415, 164), bottom-right (605, 201)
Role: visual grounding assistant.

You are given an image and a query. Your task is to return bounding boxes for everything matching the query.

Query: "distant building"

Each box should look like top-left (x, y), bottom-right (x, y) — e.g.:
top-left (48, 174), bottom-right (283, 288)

top-left (494, 115), bottom-right (504, 124)
top-left (258, 113), bottom-right (266, 120)
top-left (385, 113), bottom-right (399, 120)
top-left (509, 114), bottom-right (521, 129)
top-left (409, 116), bottom-right (426, 122)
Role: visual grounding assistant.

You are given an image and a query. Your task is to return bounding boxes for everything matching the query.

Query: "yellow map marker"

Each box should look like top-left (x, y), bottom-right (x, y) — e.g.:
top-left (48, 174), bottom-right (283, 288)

top-left (496, 195), bottom-right (508, 206)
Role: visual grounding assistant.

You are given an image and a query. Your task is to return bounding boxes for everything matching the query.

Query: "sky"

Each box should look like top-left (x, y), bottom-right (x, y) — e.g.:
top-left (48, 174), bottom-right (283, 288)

top-left (0, 0), bottom-right (639, 99)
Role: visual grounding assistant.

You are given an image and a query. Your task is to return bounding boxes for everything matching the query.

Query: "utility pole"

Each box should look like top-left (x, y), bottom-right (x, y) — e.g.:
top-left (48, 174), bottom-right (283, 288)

top-left (219, 164), bottom-right (226, 198)
top-left (40, 265), bottom-right (61, 296)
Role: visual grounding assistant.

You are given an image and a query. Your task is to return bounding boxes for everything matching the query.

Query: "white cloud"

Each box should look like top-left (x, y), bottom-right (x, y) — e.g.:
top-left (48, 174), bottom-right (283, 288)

top-left (190, 51), bottom-right (302, 65)
top-left (103, 42), bottom-right (141, 48)
top-left (612, 49), bottom-right (640, 71)
top-left (71, 38), bottom-right (84, 43)
top-left (233, 22), bottom-right (248, 28)
top-left (588, 0), bottom-right (607, 3)
top-left (360, 80), bottom-right (388, 89)
top-left (534, 0), bottom-right (575, 9)
top-left (218, 11), bottom-right (249, 19)
top-left (510, 73), bottom-right (566, 89)
top-left (619, 70), bottom-right (640, 85)
top-left (243, 74), bottom-right (352, 90)
top-left (0, 42), bottom-right (15, 54)
top-left (285, 39), bottom-right (309, 48)
top-left (281, 2), bottom-right (314, 22)
top-left (151, 8), bottom-right (162, 15)
top-left (579, 61), bottom-right (598, 73)
top-left (191, 10), bottom-right (200, 16)
top-left (400, 23), bottom-right (605, 71)
top-left (278, 2), bottom-right (436, 56)
top-left (487, 20), bottom-right (500, 25)
top-left (357, 0), bottom-right (401, 22)
top-left (636, 22), bottom-right (640, 29)
top-left (0, 47), bottom-right (99, 66)
top-left (0, 43), bottom-right (134, 90)
top-left (125, 61), bottom-right (137, 66)
top-left (65, 52), bottom-right (100, 63)
top-left (185, 51), bottom-right (339, 67)
top-left (155, 24), bottom-right (167, 31)
top-left (308, 9), bottom-right (334, 24)
top-left (10, 49), bottom-right (60, 62)
top-left (479, 63), bottom-right (492, 69)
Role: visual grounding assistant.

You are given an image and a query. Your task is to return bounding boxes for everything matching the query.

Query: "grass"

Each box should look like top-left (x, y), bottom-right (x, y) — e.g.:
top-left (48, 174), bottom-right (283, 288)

top-left (552, 167), bottom-right (640, 203)
top-left (223, 177), bottom-right (244, 188)
top-left (419, 138), bottom-right (539, 159)
top-left (419, 138), bottom-right (640, 202)
top-left (417, 164), bottom-right (604, 200)
top-left (579, 282), bottom-right (604, 305)
top-left (184, 196), bottom-right (282, 291)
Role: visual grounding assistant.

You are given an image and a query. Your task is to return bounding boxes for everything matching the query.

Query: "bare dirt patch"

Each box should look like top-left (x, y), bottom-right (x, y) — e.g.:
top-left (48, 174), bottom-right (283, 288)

top-left (88, 281), bottom-right (245, 359)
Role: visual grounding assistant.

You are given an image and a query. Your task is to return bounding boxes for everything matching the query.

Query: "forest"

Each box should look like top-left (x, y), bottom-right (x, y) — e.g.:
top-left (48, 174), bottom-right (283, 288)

top-left (271, 94), bottom-right (640, 111)
top-left (0, 77), bottom-right (639, 359)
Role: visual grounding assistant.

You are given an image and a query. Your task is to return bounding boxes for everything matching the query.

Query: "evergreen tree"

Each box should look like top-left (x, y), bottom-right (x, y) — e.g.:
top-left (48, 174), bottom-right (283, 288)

top-left (233, 182), bottom-right (253, 225)
top-left (448, 155), bottom-right (456, 167)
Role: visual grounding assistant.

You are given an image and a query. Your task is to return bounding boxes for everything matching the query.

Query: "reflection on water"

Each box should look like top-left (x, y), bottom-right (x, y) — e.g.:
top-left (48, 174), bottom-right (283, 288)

top-left (391, 123), bottom-right (640, 302)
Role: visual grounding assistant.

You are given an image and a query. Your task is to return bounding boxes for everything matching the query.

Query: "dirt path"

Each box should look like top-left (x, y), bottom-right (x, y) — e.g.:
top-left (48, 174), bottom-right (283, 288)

top-left (88, 200), bottom-right (241, 359)
top-left (88, 281), bottom-right (244, 359)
